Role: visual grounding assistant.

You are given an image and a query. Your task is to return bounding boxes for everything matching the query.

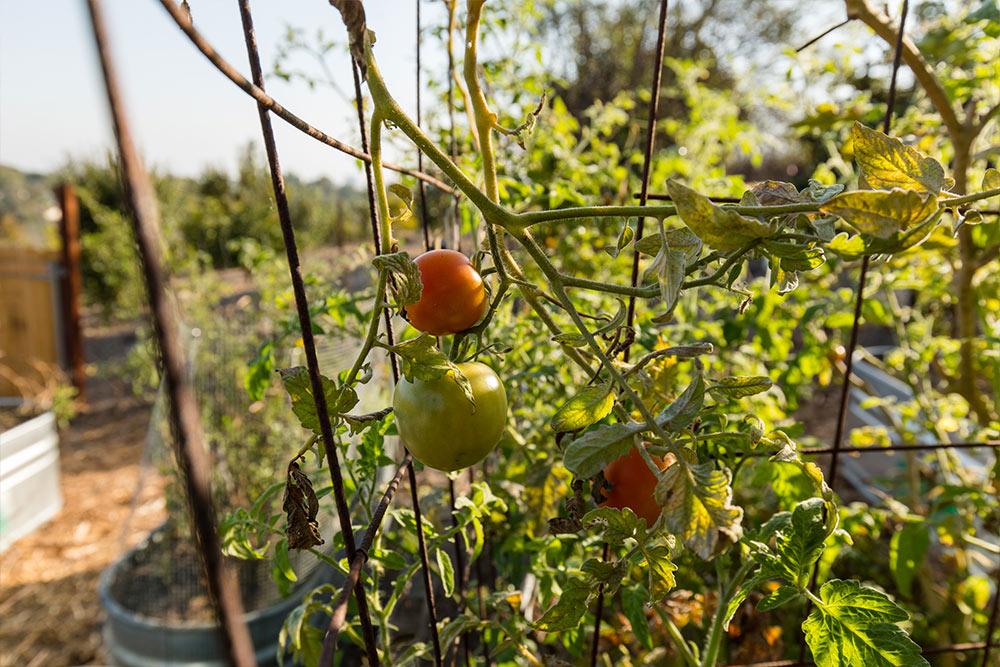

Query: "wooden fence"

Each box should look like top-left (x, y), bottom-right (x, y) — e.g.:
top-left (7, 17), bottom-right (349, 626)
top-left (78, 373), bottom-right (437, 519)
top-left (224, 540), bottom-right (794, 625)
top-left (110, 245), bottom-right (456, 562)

top-left (0, 184), bottom-right (84, 401)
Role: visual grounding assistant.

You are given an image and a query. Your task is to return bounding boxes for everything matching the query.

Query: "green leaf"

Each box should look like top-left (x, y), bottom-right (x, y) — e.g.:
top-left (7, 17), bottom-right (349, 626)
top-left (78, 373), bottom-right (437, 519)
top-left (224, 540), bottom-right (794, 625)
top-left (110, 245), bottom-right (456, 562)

top-left (274, 538), bottom-right (297, 582)
top-left (804, 180), bottom-right (846, 203)
top-left (889, 521), bottom-right (930, 597)
top-left (850, 122), bottom-right (946, 194)
top-left (983, 168), bottom-right (1000, 191)
top-left (532, 577), bottom-right (593, 632)
top-left (666, 179), bottom-right (773, 251)
top-left (803, 579), bottom-right (928, 667)
top-left (758, 585), bottom-right (800, 611)
top-left (656, 461), bottom-right (743, 560)
top-left (641, 545), bottom-right (677, 601)
top-left (657, 372), bottom-right (706, 431)
top-left (581, 557), bottom-right (628, 595)
top-left (827, 232), bottom-right (866, 260)
top-left (372, 251), bottom-right (423, 306)
top-left (387, 183), bottom-right (414, 228)
top-left (246, 342), bottom-right (275, 401)
top-left (606, 221), bottom-right (634, 258)
top-left (758, 497), bottom-right (829, 586)
top-left (278, 367), bottom-right (357, 433)
top-left (563, 374), bottom-right (704, 478)
top-left (563, 423), bottom-right (637, 479)
top-left (435, 548), bottom-right (456, 598)
top-left (621, 587), bottom-right (653, 649)
top-left (552, 331), bottom-right (589, 347)
top-left (583, 506), bottom-right (648, 544)
top-left (392, 335), bottom-right (475, 407)
top-left (438, 613), bottom-right (480, 655)
top-left (821, 190), bottom-right (939, 239)
top-left (709, 376), bottom-right (772, 399)
top-left (551, 384), bottom-right (616, 432)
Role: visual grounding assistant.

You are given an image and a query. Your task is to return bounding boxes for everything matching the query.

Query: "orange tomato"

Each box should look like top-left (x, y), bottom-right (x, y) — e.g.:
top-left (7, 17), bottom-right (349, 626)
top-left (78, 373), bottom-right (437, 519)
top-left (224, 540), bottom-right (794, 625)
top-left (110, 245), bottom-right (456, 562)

top-left (406, 249), bottom-right (488, 335)
top-left (600, 447), bottom-right (668, 525)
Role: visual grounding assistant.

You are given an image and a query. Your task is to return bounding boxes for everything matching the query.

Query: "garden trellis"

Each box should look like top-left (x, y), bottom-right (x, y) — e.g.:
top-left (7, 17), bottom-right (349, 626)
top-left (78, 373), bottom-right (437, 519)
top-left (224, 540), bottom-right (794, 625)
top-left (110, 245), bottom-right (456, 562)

top-left (82, 0), bottom-right (1000, 666)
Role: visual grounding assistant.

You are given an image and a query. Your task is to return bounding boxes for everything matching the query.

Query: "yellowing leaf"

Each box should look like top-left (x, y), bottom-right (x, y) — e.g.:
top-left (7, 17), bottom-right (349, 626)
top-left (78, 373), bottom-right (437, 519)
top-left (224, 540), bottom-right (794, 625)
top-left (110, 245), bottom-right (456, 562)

top-left (850, 122), bottom-right (945, 194)
top-left (656, 461), bottom-right (743, 560)
top-left (983, 168), bottom-right (1000, 192)
top-left (551, 384), bottom-right (616, 432)
top-left (820, 189), bottom-right (939, 239)
top-left (666, 179), bottom-right (773, 251)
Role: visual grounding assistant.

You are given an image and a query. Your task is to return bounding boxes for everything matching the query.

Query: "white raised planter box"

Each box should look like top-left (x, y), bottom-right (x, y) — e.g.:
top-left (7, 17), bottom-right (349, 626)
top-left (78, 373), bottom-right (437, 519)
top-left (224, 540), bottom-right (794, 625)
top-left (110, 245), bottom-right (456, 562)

top-left (0, 411), bottom-right (62, 552)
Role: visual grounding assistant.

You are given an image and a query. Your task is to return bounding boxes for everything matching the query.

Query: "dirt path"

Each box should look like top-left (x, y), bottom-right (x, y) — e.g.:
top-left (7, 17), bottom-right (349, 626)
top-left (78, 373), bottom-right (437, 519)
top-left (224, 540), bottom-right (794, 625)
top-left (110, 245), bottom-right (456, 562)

top-left (0, 322), bottom-right (165, 667)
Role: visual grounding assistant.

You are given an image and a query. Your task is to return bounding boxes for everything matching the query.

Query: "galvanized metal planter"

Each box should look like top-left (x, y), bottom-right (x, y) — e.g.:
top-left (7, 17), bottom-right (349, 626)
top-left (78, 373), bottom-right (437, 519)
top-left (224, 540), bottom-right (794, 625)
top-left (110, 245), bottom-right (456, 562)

top-left (0, 411), bottom-right (62, 553)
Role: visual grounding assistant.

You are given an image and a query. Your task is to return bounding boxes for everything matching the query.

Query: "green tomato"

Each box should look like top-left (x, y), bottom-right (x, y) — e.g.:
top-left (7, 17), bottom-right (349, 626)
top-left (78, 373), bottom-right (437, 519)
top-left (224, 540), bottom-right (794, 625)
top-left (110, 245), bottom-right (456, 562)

top-left (392, 361), bottom-right (508, 472)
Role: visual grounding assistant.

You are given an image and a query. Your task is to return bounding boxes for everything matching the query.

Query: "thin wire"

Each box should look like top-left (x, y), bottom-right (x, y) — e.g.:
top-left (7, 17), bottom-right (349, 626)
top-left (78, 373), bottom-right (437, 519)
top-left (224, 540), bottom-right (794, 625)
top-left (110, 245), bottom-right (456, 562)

top-left (800, 2), bottom-right (909, 663)
top-left (795, 17), bottom-right (854, 53)
top-left (85, 0), bottom-right (256, 663)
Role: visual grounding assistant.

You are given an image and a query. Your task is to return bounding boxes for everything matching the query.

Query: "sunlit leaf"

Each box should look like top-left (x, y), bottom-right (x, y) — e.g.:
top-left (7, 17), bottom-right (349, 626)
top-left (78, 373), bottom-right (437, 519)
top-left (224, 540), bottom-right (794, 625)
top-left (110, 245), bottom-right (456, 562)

top-left (803, 579), bottom-right (928, 667)
top-left (551, 384), bottom-right (616, 432)
top-left (532, 577), bottom-right (593, 632)
top-left (583, 506), bottom-right (648, 543)
top-left (641, 545), bottom-right (677, 601)
top-left (821, 190), bottom-right (939, 239)
top-left (666, 179), bottom-right (773, 251)
top-left (278, 367), bottom-right (358, 433)
top-left (435, 547), bottom-right (456, 597)
top-left (850, 122), bottom-right (946, 194)
top-left (757, 585), bottom-right (800, 611)
top-left (709, 376), bottom-right (772, 399)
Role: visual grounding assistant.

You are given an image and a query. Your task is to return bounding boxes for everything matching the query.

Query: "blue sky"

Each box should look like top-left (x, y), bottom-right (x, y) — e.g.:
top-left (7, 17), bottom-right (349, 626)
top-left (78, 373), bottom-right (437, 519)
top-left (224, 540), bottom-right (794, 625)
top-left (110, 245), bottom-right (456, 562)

top-left (1, 0), bottom-right (449, 184)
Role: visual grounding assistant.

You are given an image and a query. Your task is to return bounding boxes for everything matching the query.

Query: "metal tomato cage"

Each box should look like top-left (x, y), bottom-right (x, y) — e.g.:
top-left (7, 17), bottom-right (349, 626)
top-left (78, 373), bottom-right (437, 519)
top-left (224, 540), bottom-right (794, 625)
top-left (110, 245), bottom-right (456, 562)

top-left (81, 0), bottom-right (998, 665)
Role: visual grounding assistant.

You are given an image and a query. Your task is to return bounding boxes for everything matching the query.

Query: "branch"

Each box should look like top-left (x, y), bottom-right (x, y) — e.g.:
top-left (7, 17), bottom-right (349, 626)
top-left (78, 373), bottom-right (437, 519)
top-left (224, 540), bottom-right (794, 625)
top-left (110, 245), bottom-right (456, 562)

top-left (155, 0), bottom-right (455, 195)
top-left (845, 0), bottom-right (966, 143)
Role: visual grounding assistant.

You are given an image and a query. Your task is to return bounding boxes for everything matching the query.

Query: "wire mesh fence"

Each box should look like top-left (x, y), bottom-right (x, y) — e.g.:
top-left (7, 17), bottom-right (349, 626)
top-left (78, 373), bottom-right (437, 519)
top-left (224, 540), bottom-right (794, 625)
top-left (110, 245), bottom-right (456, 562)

top-left (84, 0), bottom-right (999, 665)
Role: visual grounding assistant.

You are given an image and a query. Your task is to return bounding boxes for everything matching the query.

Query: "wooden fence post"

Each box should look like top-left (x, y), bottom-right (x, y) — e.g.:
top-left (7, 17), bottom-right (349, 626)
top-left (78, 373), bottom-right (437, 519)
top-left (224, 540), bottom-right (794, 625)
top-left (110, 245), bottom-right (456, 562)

top-left (56, 183), bottom-right (86, 401)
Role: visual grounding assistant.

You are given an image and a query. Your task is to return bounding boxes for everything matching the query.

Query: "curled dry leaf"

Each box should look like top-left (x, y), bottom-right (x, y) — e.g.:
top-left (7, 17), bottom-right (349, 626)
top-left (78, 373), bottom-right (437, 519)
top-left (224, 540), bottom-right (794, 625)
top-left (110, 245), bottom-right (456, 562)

top-left (283, 461), bottom-right (324, 550)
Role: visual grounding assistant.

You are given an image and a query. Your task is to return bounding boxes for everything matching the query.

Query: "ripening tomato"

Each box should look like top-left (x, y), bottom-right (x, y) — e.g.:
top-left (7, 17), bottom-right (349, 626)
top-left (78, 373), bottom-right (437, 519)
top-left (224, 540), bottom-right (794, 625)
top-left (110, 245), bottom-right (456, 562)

top-left (600, 447), bottom-right (668, 525)
top-left (406, 249), bottom-right (488, 335)
top-left (392, 361), bottom-right (507, 471)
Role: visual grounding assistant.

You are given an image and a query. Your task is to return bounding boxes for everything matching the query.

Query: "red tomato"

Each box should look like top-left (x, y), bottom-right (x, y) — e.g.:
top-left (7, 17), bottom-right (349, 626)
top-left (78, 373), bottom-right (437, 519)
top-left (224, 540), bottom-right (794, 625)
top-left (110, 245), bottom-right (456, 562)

top-left (600, 447), bottom-right (668, 525)
top-left (406, 249), bottom-right (488, 335)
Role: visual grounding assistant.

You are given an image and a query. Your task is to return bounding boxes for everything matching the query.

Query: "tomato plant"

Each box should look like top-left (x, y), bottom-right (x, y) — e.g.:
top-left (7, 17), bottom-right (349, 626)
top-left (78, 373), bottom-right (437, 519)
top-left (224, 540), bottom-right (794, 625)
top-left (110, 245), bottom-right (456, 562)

top-left (212, 1), bottom-right (1000, 666)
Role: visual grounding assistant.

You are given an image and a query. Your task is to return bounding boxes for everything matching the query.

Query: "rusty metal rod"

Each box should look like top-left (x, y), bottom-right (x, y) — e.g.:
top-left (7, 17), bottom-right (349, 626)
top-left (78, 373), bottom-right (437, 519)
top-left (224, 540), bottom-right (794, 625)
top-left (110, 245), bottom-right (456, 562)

top-left (234, 1), bottom-right (380, 664)
top-left (85, 0), bottom-right (256, 664)
top-left (323, 454), bottom-right (413, 655)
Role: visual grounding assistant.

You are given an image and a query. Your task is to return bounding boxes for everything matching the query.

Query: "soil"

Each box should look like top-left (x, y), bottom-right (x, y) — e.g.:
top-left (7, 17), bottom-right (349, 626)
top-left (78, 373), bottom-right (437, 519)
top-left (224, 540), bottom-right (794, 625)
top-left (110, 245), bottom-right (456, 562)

top-left (0, 317), bottom-right (165, 667)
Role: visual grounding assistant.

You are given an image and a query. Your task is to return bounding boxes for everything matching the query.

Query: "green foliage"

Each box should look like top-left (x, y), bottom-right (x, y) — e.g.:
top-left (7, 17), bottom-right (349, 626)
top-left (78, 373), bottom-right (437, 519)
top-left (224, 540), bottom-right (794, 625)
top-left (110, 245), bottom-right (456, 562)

top-left (802, 580), bottom-right (928, 667)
